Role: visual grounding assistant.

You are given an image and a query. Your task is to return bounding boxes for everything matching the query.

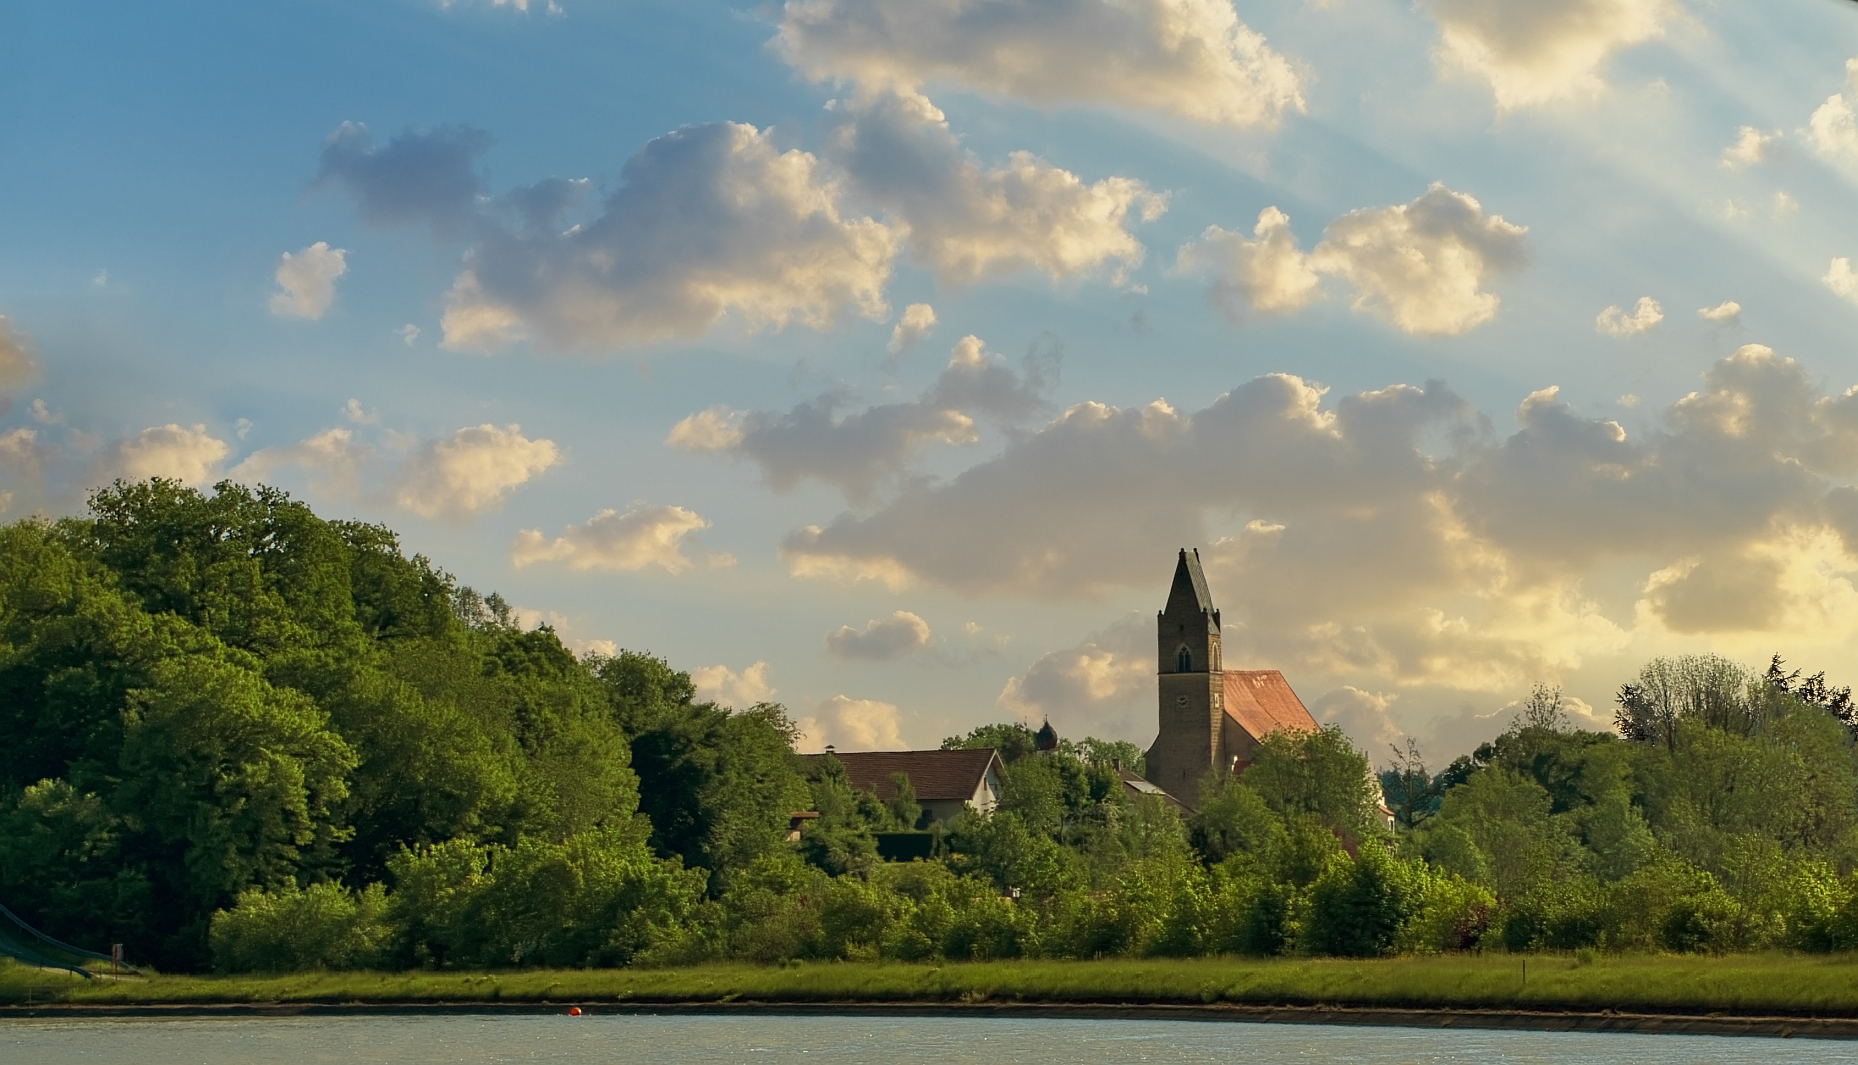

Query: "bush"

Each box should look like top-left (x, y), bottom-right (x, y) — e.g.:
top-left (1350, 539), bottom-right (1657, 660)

top-left (1304, 846), bottom-right (1423, 957)
top-left (209, 882), bottom-right (389, 972)
top-left (1658, 886), bottom-right (1745, 953)
top-left (1398, 870), bottom-right (1493, 954)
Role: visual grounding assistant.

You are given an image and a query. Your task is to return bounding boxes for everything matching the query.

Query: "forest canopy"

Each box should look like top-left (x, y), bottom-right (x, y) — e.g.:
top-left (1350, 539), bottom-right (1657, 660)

top-left (4, 481), bottom-right (1858, 973)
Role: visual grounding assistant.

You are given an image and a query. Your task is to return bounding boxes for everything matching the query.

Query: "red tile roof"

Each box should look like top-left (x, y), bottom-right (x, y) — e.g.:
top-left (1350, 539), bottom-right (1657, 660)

top-left (1223, 669), bottom-right (1320, 742)
top-left (802, 748), bottom-right (1001, 802)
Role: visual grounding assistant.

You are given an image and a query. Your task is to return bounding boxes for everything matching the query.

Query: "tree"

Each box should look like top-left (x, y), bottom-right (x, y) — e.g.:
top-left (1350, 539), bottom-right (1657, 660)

top-left (1242, 725), bottom-right (1381, 840)
top-left (942, 722), bottom-right (1040, 763)
top-left (1380, 739), bottom-right (1441, 829)
top-left (1517, 683), bottom-right (1567, 732)
top-left (591, 651), bottom-right (808, 892)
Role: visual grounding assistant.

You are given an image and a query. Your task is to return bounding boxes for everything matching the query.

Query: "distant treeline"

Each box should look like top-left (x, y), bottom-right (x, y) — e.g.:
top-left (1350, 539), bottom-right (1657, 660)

top-left (4, 481), bottom-right (1858, 972)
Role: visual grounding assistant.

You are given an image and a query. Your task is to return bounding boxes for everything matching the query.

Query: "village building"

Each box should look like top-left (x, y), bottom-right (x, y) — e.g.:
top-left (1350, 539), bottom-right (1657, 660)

top-left (802, 747), bottom-right (1005, 825)
top-left (1144, 547), bottom-right (1321, 808)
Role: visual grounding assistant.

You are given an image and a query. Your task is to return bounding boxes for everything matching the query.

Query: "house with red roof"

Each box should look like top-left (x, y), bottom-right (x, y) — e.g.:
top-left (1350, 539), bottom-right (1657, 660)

top-left (801, 747), bottom-right (1005, 825)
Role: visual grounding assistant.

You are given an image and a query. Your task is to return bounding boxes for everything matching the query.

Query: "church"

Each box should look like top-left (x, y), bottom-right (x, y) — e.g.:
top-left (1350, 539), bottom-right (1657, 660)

top-left (1144, 548), bottom-right (1320, 808)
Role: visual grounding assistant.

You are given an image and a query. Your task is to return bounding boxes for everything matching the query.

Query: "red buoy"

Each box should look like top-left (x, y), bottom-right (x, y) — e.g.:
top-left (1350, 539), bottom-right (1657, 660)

top-left (569, 1007), bottom-right (583, 1016)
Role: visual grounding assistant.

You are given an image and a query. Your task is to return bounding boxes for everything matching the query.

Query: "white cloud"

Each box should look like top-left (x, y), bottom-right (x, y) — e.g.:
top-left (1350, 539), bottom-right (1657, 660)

top-left (997, 612), bottom-right (1154, 740)
top-left (782, 345), bottom-right (1858, 700)
top-left (268, 242), bottom-right (348, 319)
top-left (1808, 59), bottom-right (1858, 164)
top-left (1180, 189), bottom-right (1527, 334)
top-left (97, 424), bottom-right (231, 488)
top-left (232, 427), bottom-right (367, 498)
top-left (0, 428), bottom-right (53, 485)
top-left (825, 610), bottom-right (933, 661)
top-left (1595, 296), bottom-right (1663, 337)
top-left (798, 694), bottom-right (907, 752)
top-left (511, 503), bottom-right (710, 573)
top-left (0, 315), bottom-right (39, 391)
top-left (1825, 258), bottom-right (1858, 306)
top-left (1721, 126), bottom-right (1778, 169)
top-left (1315, 687), bottom-right (1407, 757)
top-left (1316, 185), bottom-right (1528, 336)
top-left (668, 333), bottom-right (1051, 502)
top-left (441, 122), bottom-right (898, 352)
top-left (691, 661), bottom-right (777, 707)
top-left (888, 303), bottom-right (937, 357)
top-left (827, 90), bottom-right (1163, 286)
top-left (775, 0), bottom-right (1305, 129)
top-left (395, 423), bottom-right (560, 519)
top-left (1698, 300), bottom-right (1742, 325)
top-left (1176, 207), bottom-right (1323, 319)
top-left (397, 324), bottom-right (421, 346)
top-left (1422, 0), bottom-right (1675, 110)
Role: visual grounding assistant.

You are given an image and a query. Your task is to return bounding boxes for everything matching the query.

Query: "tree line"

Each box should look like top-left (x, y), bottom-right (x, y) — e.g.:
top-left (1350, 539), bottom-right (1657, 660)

top-left (4, 481), bottom-right (1858, 972)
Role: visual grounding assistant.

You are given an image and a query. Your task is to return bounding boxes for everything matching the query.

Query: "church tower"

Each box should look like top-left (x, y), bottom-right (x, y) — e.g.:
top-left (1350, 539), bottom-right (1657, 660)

top-left (1145, 548), bottom-right (1224, 806)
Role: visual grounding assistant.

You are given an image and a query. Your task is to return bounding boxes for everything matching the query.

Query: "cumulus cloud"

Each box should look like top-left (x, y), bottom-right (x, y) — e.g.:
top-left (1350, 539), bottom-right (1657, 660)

top-left (1315, 687), bottom-right (1407, 756)
top-left (798, 694), bottom-right (907, 752)
top-left (888, 303), bottom-right (937, 358)
top-left (1698, 300), bottom-right (1742, 325)
top-left (268, 242), bottom-right (348, 319)
top-left (782, 344), bottom-right (1858, 700)
top-left (668, 333), bottom-right (1053, 502)
top-left (1422, 0), bottom-right (1674, 110)
top-left (317, 123), bottom-right (490, 238)
top-left (996, 612), bottom-right (1154, 739)
top-left (232, 427), bottom-right (367, 498)
top-left (691, 661), bottom-right (777, 707)
top-left (827, 90), bottom-right (1164, 286)
top-left (1176, 207), bottom-right (1322, 319)
top-left (0, 428), bottom-right (54, 485)
top-left (1827, 258), bottom-right (1858, 305)
top-left (1311, 185), bottom-right (1528, 335)
top-left (1596, 296), bottom-right (1663, 337)
top-left (0, 315), bottom-right (40, 391)
top-left (96, 424), bottom-right (231, 487)
top-left (825, 610), bottom-right (934, 661)
top-left (511, 503), bottom-right (711, 573)
top-left (1721, 126), bottom-right (1779, 170)
top-left (1808, 59), bottom-right (1858, 164)
top-left (395, 424), bottom-right (560, 519)
top-left (775, 0), bottom-right (1305, 129)
top-left (1179, 187), bottom-right (1526, 335)
top-left (440, 122), bottom-right (897, 352)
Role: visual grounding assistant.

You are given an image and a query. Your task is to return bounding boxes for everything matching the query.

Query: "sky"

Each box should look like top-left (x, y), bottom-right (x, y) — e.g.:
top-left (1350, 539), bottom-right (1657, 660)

top-left (4, 0), bottom-right (1858, 766)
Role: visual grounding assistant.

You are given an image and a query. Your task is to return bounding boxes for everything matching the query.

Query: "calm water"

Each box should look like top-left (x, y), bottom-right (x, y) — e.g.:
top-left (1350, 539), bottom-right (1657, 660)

top-left (0, 1013), bottom-right (1844, 1065)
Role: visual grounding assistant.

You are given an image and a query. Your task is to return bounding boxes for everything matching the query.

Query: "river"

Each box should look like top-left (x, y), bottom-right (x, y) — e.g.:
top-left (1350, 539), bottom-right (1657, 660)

top-left (1, 1013), bottom-right (1845, 1064)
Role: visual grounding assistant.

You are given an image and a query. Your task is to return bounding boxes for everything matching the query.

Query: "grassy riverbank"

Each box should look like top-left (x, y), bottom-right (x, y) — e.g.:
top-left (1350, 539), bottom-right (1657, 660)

top-left (10, 954), bottom-right (1858, 1016)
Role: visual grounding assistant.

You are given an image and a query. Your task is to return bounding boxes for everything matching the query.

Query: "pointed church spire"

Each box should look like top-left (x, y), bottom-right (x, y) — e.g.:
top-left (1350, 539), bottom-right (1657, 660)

top-left (1166, 547), bottom-right (1216, 617)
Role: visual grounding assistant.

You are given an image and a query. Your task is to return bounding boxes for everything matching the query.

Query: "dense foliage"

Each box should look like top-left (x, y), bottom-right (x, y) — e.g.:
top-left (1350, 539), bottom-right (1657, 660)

top-left (6, 482), bottom-right (1858, 972)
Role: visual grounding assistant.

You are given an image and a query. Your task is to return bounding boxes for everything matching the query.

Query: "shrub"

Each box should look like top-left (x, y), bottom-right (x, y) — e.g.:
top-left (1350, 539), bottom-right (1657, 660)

top-left (209, 881), bottom-right (389, 972)
top-left (1304, 846), bottom-right (1423, 957)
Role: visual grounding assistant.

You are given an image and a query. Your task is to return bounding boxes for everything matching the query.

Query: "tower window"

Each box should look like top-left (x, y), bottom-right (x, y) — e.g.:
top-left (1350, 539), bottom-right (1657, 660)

top-left (1177, 646), bottom-right (1193, 672)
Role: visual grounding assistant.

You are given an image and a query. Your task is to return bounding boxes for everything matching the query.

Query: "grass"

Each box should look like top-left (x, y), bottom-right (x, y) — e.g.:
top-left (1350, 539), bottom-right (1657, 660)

top-left (11, 954), bottom-right (1858, 1016)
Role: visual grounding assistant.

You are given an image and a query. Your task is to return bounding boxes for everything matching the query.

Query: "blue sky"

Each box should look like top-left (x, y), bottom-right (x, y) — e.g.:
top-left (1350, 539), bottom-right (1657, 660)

top-left (5, 0), bottom-right (1858, 762)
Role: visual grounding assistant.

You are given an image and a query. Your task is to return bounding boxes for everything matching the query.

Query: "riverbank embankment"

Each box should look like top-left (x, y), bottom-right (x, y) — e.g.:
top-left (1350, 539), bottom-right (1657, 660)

top-left (9, 955), bottom-right (1858, 1038)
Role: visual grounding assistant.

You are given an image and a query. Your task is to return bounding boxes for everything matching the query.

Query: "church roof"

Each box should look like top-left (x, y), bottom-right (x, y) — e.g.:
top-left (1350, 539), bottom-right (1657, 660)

top-left (1116, 767), bottom-right (1190, 811)
top-left (1167, 547), bottom-right (1215, 614)
top-left (1222, 670), bottom-right (1320, 742)
top-left (803, 748), bottom-right (1002, 802)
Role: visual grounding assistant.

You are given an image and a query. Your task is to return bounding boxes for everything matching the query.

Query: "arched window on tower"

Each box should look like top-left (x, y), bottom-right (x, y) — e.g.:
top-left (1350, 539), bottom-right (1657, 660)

top-left (1177, 646), bottom-right (1193, 672)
